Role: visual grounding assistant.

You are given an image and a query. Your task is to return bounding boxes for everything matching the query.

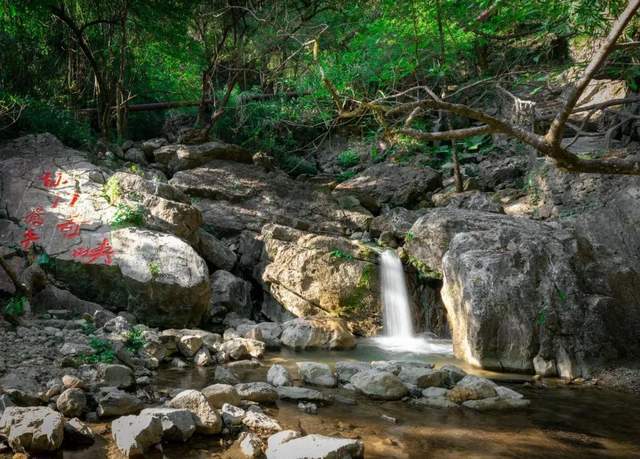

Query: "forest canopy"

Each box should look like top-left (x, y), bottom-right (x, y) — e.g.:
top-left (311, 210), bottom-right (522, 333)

top-left (1, 1), bottom-right (639, 175)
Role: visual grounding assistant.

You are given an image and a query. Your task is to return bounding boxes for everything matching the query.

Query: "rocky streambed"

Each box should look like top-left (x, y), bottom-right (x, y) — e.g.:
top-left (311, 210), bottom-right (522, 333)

top-left (1, 312), bottom-right (640, 458)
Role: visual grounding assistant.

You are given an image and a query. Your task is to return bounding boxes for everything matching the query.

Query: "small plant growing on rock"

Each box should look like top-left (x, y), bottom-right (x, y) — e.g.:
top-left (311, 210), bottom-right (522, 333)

top-left (330, 249), bottom-right (354, 261)
top-left (128, 163), bottom-right (144, 176)
top-left (125, 326), bottom-right (145, 354)
top-left (81, 319), bottom-right (96, 336)
top-left (148, 261), bottom-right (160, 278)
top-left (111, 203), bottom-right (144, 228)
top-left (102, 176), bottom-right (122, 204)
top-left (3, 295), bottom-right (26, 318)
top-left (404, 231), bottom-right (415, 242)
top-left (81, 337), bottom-right (115, 364)
top-left (408, 256), bottom-right (442, 280)
top-left (337, 149), bottom-right (359, 168)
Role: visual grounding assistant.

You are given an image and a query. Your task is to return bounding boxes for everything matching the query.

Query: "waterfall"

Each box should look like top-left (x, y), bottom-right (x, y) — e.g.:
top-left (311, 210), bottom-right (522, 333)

top-left (380, 250), bottom-right (414, 337)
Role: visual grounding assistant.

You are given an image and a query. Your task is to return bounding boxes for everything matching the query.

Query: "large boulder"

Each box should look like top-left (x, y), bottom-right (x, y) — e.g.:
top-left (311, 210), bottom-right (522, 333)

top-left (297, 362), bottom-right (336, 387)
top-left (198, 229), bottom-right (237, 271)
top-left (280, 317), bottom-right (356, 350)
top-left (140, 408), bottom-right (196, 442)
top-left (350, 370), bottom-right (408, 400)
top-left (235, 382), bottom-right (278, 403)
top-left (97, 388), bottom-right (143, 417)
top-left (405, 205), bottom-right (640, 378)
top-left (0, 407), bottom-right (64, 453)
top-left (154, 141), bottom-right (253, 173)
top-left (261, 224), bottom-right (379, 335)
top-left (266, 431), bottom-right (364, 459)
top-left (0, 134), bottom-right (210, 329)
top-left (167, 390), bottom-right (222, 434)
top-left (333, 162), bottom-right (442, 212)
top-left (56, 388), bottom-right (86, 417)
top-left (111, 414), bottom-right (163, 457)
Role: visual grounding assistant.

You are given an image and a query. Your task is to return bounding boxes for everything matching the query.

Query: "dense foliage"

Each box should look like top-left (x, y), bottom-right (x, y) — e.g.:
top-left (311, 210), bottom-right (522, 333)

top-left (1, 1), bottom-right (637, 169)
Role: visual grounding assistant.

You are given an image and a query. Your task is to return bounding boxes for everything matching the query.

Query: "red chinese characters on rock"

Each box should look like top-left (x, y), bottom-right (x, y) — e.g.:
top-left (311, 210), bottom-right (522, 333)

top-left (39, 170), bottom-right (69, 189)
top-left (24, 207), bottom-right (45, 227)
top-left (21, 228), bottom-right (40, 250)
top-left (56, 219), bottom-right (81, 239)
top-left (72, 238), bottom-right (114, 265)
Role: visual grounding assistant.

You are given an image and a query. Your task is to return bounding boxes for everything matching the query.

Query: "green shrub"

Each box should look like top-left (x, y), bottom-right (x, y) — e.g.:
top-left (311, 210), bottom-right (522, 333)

top-left (125, 326), bottom-right (145, 354)
top-left (330, 249), bottom-right (354, 261)
top-left (337, 149), bottom-right (359, 168)
top-left (81, 320), bottom-right (96, 336)
top-left (336, 170), bottom-right (357, 182)
top-left (3, 295), bottom-right (26, 317)
top-left (80, 337), bottom-right (115, 364)
top-left (111, 203), bottom-right (145, 228)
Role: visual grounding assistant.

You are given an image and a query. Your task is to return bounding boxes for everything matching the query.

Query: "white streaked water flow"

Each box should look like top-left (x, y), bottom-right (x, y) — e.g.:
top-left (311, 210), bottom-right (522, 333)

top-left (373, 249), bottom-right (453, 355)
top-left (380, 249), bottom-right (414, 337)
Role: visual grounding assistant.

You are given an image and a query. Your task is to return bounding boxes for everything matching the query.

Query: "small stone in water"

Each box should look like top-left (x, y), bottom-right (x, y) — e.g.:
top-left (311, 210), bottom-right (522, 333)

top-left (381, 414), bottom-right (397, 424)
top-left (298, 402), bottom-right (318, 414)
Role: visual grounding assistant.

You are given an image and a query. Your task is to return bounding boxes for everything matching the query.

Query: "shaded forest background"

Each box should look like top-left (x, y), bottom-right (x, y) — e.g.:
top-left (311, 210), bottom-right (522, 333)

top-left (1, 0), bottom-right (638, 175)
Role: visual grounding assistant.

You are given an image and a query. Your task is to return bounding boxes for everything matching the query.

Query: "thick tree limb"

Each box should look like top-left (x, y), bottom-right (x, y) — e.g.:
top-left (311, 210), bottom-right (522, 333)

top-left (546, 0), bottom-right (640, 148)
top-left (397, 125), bottom-right (493, 140)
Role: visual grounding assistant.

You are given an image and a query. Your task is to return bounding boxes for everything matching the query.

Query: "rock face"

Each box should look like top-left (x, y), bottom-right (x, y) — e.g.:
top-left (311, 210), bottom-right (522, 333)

top-left (334, 162), bottom-right (442, 212)
top-left (0, 134), bottom-right (210, 329)
top-left (112, 414), bottom-right (163, 457)
top-left (280, 317), bottom-right (356, 350)
top-left (405, 206), bottom-right (640, 377)
top-left (210, 270), bottom-right (253, 318)
top-left (350, 370), bottom-right (408, 400)
top-left (0, 407), bottom-right (64, 453)
top-left (261, 224), bottom-right (379, 334)
top-left (169, 160), bottom-right (371, 238)
top-left (266, 431), bottom-right (364, 459)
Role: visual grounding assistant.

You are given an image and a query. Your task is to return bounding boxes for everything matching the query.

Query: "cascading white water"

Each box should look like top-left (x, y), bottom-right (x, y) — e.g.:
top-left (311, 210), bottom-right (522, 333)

top-left (380, 249), bottom-right (414, 337)
top-left (370, 249), bottom-right (453, 355)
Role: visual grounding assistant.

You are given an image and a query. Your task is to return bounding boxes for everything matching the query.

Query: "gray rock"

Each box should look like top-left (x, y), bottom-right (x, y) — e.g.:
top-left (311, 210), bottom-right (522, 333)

top-left (0, 407), bottom-right (64, 453)
top-left (167, 390), bottom-right (222, 434)
top-left (199, 230), bottom-right (237, 271)
top-left (350, 370), bottom-right (408, 400)
top-left (202, 384), bottom-right (241, 408)
top-left (333, 162), bottom-right (441, 212)
top-left (211, 270), bottom-right (253, 318)
top-left (242, 411), bottom-right (282, 432)
top-left (398, 367), bottom-right (448, 388)
top-left (178, 335), bottom-right (203, 357)
top-left (112, 414), bottom-right (163, 457)
top-left (297, 362), bottom-right (336, 387)
top-left (214, 366), bottom-right (240, 385)
top-left (140, 407), bottom-right (196, 442)
top-left (221, 403), bottom-right (246, 426)
top-left (335, 361), bottom-right (371, 384)
top-left (98, 364), bottom-right (135, 389)
top-left (439, 364), bottom-right (467, 386)
top-left (276, 386), bottom-right (332, 404)
top-left (267, 364), bottom-right (292, 387)
top-left (63, 418), bottom-right (95, 446)
top-left (298, 402), bottom-right (318, 414)
top-left (280, 317), bottom-right (356, 351)
top-left (97, 388), bottom-right (143, 417)
top-left (410, 397), bottom-right (459, 409)
top-left (462, 397), bottom-right (531, 411)
top-left (495, 386), bottom-right (524, 400)
top-left (422, 387), bottom-right (449, 398)
top-left (56, 388), bottom-right (86, 417)
top-left (235, 382), bottom-right (278, 403)
top-left (266, 432), bottom-right (364, 459)
top-left (238, 431), bottom-right (264, 458)
top-left (448, 375), bottom-right (497, 403)
top-left (219, 337), bottom-right (265, 360)
top-left (194, 347), bottom-right (213, 366)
